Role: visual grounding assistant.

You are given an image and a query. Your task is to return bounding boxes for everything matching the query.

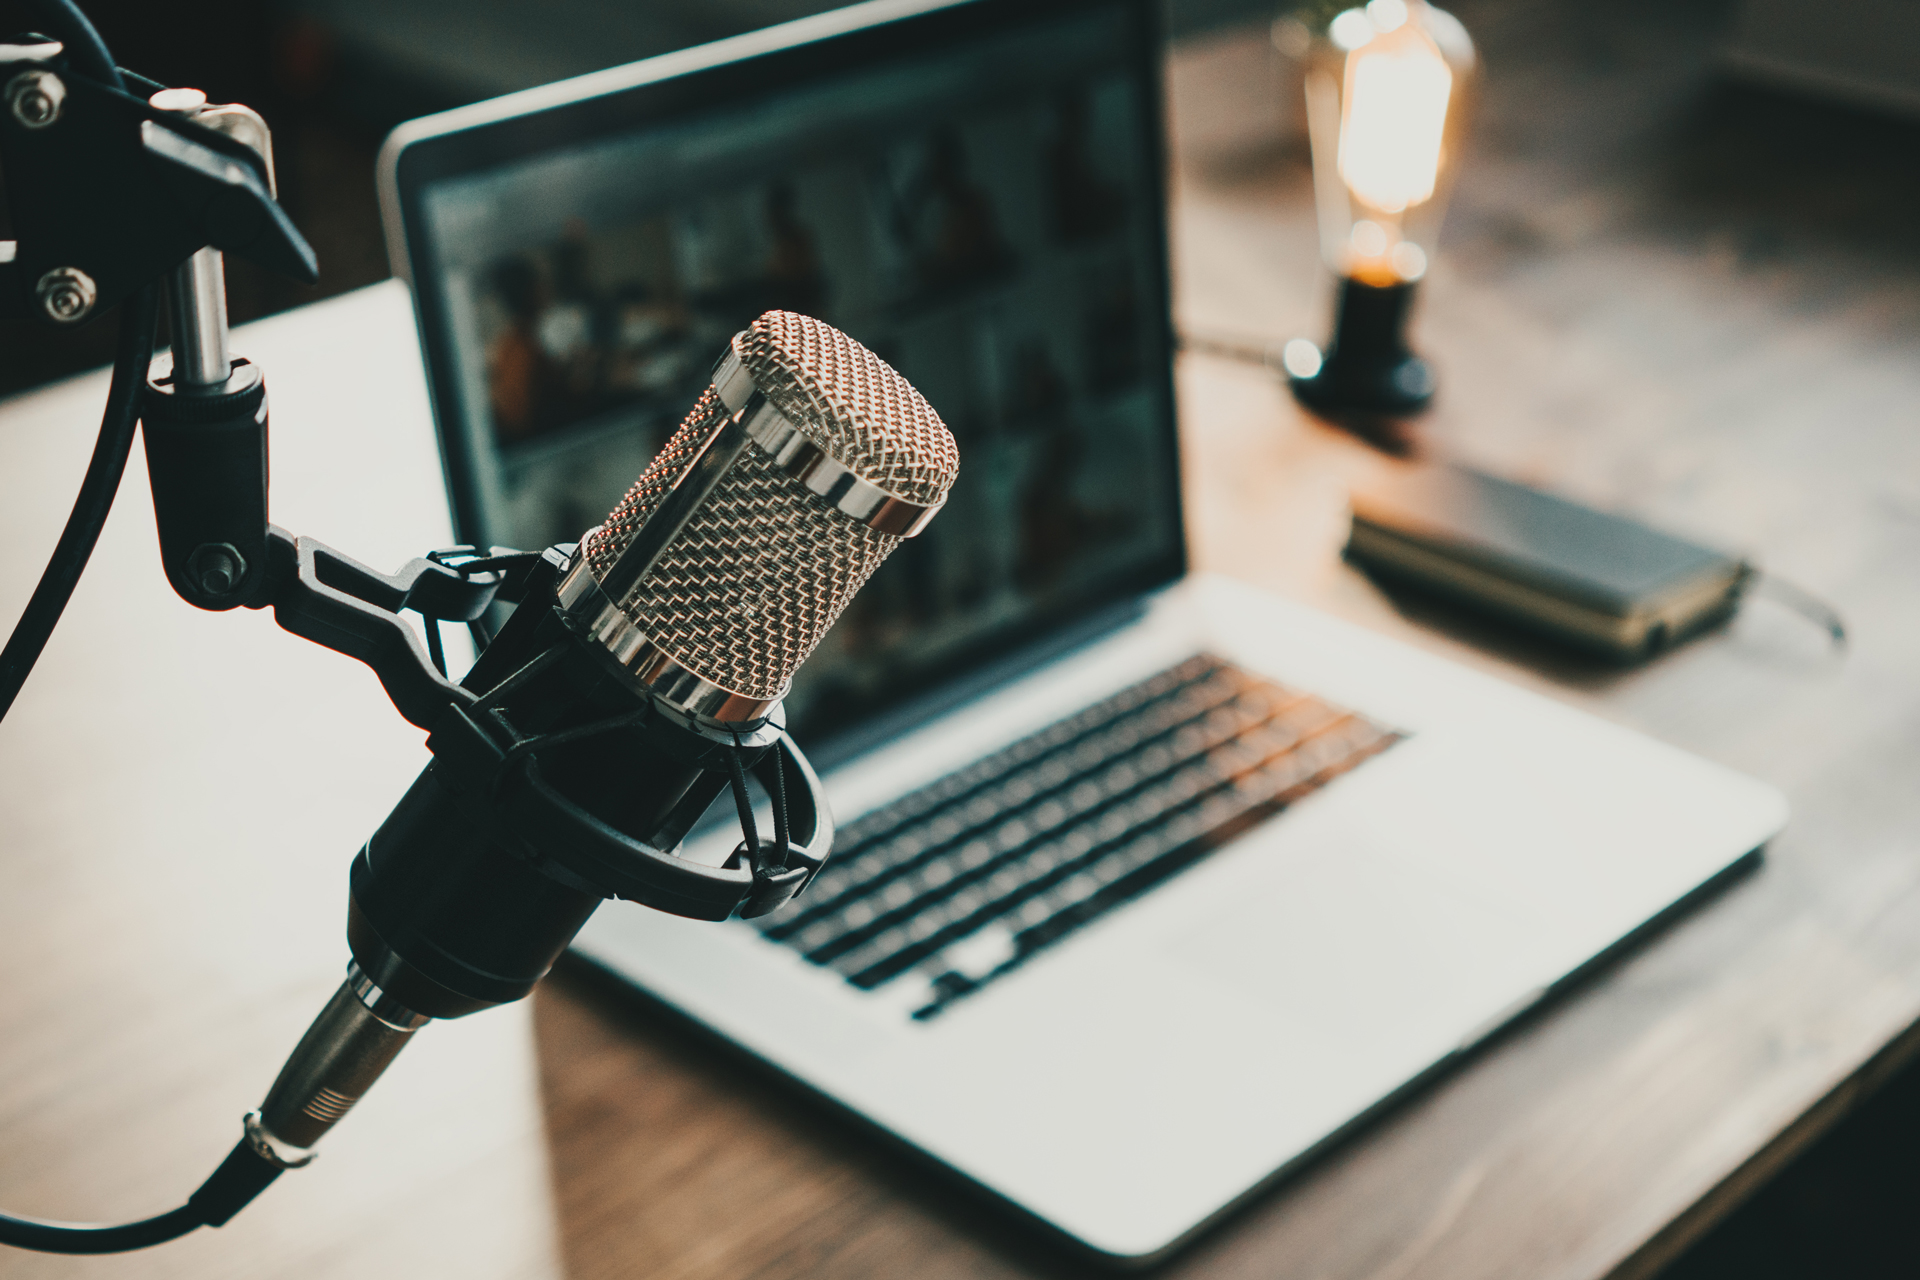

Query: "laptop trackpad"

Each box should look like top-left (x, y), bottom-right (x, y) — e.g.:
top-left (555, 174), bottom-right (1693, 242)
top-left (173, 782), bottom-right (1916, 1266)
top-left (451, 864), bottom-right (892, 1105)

top-left (1162, 837), bottom-right (1554, 1061)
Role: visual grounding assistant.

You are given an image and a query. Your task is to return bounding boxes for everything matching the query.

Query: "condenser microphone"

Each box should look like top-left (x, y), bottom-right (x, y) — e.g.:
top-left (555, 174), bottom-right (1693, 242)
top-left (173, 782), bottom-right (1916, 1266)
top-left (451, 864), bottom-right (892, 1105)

top-left (243, 311), bottom-right (959, 1174)
top-left (554, 308), bottom-right (959, 728)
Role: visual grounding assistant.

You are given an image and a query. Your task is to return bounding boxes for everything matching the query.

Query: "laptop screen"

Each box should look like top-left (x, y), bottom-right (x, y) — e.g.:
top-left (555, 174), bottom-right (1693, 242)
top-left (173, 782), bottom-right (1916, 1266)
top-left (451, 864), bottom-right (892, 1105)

top-left (395, 0), bottom-right (1182, 740)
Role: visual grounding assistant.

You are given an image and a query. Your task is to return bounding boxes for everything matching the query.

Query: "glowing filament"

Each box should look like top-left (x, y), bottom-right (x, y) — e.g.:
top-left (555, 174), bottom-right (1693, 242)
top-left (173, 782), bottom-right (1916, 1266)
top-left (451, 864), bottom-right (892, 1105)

top-left (1337, 28), bottom-right (1453, 214)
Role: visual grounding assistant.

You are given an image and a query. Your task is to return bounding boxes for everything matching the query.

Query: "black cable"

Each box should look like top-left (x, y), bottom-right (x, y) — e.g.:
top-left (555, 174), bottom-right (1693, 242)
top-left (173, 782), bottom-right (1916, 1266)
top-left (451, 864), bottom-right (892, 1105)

top-left (0, 291), bottom-right (295, 1246)
top-left (0, 1203), bottom-right (203, 1254)
top-left (0, 1136), bottom-right (286, 1254)
top-left (0, 284), bottom-right (159, 722)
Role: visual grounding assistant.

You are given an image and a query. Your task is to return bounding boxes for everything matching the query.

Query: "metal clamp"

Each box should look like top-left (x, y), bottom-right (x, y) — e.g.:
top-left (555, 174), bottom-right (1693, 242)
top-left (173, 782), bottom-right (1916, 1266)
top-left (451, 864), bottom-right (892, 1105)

top-left (263, 529), bottom-right (507, 730)
top-left (0, 47), bottom-right (315, 326)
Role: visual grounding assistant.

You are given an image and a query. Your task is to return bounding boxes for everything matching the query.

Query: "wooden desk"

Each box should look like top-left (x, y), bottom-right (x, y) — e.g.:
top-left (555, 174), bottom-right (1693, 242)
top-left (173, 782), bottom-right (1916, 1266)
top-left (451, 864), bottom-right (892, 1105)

top-left (5, 5), bottom-right (1920, 1277)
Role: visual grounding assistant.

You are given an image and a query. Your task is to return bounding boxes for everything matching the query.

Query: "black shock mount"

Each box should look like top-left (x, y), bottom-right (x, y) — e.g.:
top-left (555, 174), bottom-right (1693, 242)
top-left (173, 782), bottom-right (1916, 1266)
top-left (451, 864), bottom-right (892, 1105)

top-left (250, 530), bottom-right (834, 1022)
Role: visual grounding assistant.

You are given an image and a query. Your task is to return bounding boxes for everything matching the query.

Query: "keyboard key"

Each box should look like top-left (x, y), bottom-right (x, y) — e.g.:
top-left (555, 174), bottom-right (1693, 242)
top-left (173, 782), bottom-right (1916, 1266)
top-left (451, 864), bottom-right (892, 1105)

top-left (750, 655), bottom-right (1401, 1015)
top-left (944, 924), bottom-right (1017, 976)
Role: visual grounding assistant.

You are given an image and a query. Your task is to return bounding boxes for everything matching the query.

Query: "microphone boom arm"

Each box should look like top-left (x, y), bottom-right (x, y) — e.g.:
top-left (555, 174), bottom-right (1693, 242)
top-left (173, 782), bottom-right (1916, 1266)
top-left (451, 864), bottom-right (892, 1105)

top-left (257, 529), bottom-right (510, 728)
top-left (0, 14), bottom-right (886, 1253)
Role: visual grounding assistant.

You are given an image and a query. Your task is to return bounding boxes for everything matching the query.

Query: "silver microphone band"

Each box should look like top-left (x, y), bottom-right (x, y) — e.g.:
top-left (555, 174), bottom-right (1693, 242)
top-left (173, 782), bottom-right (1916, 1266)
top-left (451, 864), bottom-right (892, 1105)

top-left (556, 548), bottom-right (785, 728)
top-left (712, 343), bottom-right (942, 538)
top-left (564, 339), bottom-right (944, 726)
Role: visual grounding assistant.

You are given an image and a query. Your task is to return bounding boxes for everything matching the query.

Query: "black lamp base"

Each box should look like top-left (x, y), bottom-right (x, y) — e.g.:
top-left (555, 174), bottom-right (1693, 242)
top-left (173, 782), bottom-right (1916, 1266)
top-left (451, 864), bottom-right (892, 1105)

top-left (1287, 277), bottom-right (1435, 421)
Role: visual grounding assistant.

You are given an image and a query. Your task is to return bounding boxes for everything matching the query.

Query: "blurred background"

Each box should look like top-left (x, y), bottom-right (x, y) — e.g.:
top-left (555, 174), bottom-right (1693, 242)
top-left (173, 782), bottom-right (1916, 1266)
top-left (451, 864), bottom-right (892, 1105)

top-left (1, 0), bottom-right (1918, 1273)
top-left (0, 0), bottom-right (1263, 397)
top-left (4, 0), bottom-right (1916, 406)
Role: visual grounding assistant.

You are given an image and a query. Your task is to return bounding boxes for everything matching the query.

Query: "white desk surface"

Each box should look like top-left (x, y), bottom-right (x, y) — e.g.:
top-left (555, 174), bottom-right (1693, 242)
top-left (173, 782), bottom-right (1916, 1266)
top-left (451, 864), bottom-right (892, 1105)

top-left (0, 283), bottom-right (560, 1280)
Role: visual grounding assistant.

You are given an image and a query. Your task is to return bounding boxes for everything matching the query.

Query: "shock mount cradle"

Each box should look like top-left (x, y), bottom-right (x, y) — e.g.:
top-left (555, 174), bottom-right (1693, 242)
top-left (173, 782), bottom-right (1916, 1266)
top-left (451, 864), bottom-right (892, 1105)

top-left (255, 532), bottom-right (834, 934)
top-left (0, 36), bottom-right (314, 325)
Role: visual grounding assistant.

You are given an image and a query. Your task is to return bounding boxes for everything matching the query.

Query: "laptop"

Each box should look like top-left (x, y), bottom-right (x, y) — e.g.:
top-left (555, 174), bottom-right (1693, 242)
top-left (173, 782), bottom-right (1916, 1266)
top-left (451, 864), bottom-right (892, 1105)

top-left (378, 0), bottom-right (1787, 1261)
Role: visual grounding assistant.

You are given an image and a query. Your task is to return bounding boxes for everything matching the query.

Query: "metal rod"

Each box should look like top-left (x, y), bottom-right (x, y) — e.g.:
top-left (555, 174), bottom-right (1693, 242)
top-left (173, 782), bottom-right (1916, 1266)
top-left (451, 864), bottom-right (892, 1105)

top-left (148, 89), bottom-right (252, 392)
top-left (166, 248), bottom-right (230, 388)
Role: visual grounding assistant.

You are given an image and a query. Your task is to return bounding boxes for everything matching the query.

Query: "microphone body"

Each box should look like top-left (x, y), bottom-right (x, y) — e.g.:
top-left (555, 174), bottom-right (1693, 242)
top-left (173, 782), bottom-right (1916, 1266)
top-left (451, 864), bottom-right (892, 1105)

top-left (350, 565), bottom-right (762, 1020)
top-left (250, 312), bottom-right (958, 1162)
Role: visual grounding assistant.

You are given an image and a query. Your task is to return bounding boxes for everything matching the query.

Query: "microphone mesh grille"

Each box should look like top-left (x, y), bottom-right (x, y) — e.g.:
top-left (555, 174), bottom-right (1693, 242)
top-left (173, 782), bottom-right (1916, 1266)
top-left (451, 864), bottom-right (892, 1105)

top-left (580, 315), bottom-right (958, 703)
top-left (583, 389), bottom-right (723, 564)
top-left (738, 310), bottom-right (958, 505)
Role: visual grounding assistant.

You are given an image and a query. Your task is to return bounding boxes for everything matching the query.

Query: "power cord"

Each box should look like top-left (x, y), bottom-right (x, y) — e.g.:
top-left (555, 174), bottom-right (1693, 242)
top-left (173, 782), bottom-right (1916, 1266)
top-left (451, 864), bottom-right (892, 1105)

top-left (0, 0), bottom-right (146, 722)
top-left (0, 1142), bottom-right (282, 1254)
top-left (0, 282), bottom-right (157, 720)
top-left (1749, 571), bottom-right (1848, 649)
top-left (1176, 327), bottom-right (1287, 372)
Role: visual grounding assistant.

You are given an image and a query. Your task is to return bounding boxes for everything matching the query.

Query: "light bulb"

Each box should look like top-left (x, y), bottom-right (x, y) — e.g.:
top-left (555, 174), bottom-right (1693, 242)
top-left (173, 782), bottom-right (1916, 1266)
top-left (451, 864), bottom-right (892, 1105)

top-left (1282, 0), bottom-right (1476, 421)
top-left (1337, 24), bottom-right (1453, 214)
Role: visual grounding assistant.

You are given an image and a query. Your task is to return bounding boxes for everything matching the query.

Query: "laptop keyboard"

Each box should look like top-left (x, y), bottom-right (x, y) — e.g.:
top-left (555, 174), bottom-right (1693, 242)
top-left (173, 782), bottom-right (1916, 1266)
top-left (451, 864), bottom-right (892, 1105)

top-left (752, 654), bottom-right (1403, 1019)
